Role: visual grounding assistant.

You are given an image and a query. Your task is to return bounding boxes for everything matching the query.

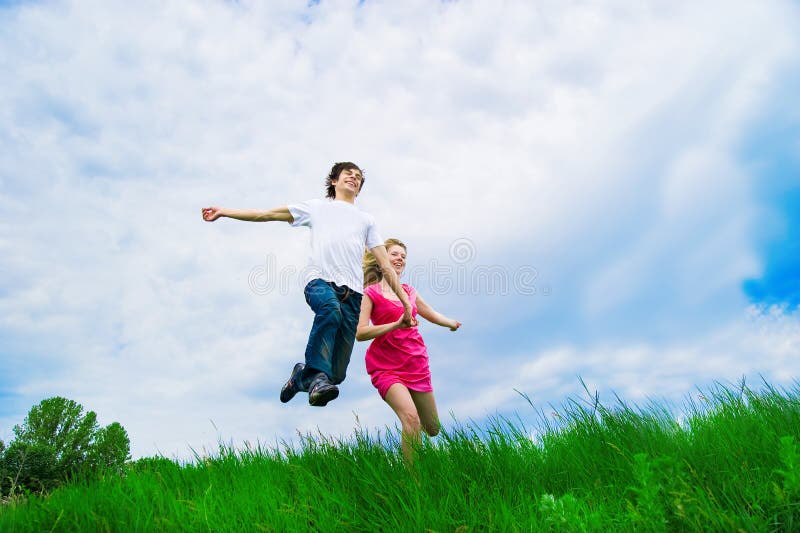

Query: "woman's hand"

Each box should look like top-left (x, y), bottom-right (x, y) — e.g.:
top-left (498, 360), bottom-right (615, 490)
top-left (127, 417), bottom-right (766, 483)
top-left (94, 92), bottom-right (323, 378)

top-left (449, 320), bottom-right (461, 331)
top-left (400, 306), bottom-right (418, 328)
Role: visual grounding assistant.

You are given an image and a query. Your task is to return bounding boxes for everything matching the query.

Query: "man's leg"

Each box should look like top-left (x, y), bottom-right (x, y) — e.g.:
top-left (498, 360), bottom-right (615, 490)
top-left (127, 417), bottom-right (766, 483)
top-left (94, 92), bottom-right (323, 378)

top-left (330, 288), bottom-right (362, 385)
top-left (300, 279), bottom-right (342, 389)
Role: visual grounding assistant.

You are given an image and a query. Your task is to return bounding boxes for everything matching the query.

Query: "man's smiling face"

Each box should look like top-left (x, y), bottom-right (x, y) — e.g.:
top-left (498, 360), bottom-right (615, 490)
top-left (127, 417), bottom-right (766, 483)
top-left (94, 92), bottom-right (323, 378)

top-left (332, 167), bottom-right (363, 197)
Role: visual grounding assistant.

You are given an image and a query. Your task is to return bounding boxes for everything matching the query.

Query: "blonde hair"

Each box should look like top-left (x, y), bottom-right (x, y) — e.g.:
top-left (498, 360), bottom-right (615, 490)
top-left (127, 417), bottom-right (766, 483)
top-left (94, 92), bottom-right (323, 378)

top-left (363, 238), bottom-right (406, 287)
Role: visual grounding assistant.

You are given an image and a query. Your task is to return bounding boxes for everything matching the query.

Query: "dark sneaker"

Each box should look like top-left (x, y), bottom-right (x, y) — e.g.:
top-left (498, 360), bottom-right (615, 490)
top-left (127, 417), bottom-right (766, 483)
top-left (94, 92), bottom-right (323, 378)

top-left (308, 374), bottom-right (339, 407)
top-left (280, 363), bottom-right (305, 403)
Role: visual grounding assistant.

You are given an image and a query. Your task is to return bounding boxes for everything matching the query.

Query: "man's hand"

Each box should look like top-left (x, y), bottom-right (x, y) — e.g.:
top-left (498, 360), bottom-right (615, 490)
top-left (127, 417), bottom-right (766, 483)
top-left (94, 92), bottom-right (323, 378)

top-left (401, 305), bottom-right (417, 327)
top-left (201, 206), bottom-right (292, 223)
top-left (202, 206), bottom-right (224, 222)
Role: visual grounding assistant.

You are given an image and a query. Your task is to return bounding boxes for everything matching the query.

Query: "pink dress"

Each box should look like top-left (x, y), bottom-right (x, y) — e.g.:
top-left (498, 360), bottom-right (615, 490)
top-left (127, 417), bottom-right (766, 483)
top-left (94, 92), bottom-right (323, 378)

top-left (364, 283), bottom-right (433, 399)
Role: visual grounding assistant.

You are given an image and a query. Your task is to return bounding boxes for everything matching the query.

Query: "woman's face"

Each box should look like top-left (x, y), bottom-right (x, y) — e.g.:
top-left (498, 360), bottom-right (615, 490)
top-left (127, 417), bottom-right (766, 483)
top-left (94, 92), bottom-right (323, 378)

top-left (387, 244), bottom-right (407, 276)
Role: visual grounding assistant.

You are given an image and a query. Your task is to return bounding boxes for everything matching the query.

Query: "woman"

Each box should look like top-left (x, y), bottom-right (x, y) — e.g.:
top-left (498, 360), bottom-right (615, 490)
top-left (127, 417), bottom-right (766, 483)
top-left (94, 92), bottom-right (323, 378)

top-left (356, 238), bottom-right (461, 460)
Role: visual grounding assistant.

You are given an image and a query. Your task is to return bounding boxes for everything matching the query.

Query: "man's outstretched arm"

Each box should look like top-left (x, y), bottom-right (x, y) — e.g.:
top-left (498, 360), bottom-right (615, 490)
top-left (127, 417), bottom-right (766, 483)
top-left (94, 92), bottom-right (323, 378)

top-left (201, 206), bottom-right (293, 223)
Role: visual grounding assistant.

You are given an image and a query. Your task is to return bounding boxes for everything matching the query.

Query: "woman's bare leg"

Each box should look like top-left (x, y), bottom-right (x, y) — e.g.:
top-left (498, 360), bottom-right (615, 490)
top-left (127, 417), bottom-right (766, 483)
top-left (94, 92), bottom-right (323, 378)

top-left (409, 390), bottom-right (440, 436)
top-left (384, 383), bottom-right (422, 461)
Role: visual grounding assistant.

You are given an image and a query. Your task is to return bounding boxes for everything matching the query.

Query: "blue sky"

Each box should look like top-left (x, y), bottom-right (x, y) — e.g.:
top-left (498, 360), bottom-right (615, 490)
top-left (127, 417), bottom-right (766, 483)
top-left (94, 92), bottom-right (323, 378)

top-left (1, 0), bottom-right (799, 458)
top-left (742, 102), bottom-right (800, 307)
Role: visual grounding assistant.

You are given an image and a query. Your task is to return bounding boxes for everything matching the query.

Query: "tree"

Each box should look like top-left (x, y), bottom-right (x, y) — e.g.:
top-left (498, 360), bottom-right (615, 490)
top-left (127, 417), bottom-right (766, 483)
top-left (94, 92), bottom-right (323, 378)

top-left (12, 397), bottom-right (98, 478)
top-left (88, 422), bottom-right (131, 473)
top-left (1, 397), bottom-right (131, 496)
top-left (0, 440), bottom-right (58, 496)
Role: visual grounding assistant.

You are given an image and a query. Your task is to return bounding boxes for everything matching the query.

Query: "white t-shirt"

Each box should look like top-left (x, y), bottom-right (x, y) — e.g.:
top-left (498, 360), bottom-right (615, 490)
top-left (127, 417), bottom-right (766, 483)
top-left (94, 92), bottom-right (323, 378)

top-left (288, 199), bottom-right (383, 294)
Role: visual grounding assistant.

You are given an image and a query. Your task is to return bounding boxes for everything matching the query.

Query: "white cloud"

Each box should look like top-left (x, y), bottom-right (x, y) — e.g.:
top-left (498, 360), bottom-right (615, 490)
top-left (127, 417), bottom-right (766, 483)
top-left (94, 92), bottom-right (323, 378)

top-left (444, 305), bottom-right (800, 422)
top-left (1, 0), bottom-right (798, 457)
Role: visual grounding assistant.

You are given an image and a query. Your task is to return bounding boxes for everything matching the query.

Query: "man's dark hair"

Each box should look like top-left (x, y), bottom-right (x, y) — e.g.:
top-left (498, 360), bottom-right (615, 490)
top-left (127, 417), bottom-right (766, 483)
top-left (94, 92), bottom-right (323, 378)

top-left (325, 162), bottom-right (364, 199)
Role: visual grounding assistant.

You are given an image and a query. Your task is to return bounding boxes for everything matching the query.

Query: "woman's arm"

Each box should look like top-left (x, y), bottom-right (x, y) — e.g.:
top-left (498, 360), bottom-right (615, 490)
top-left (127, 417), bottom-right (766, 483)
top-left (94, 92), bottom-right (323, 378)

top-left (416, 294), bottom-right (461, 331)
top-left (355, 294), bottom-right (404, 342)
top-left (201, 206), bottom-right (293, 223)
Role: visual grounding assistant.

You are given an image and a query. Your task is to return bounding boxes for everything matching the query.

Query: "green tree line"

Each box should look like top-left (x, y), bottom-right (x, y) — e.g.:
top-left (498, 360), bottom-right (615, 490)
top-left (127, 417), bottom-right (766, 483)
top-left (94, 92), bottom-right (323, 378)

top-left (0, 397), bottom-right (130, 498)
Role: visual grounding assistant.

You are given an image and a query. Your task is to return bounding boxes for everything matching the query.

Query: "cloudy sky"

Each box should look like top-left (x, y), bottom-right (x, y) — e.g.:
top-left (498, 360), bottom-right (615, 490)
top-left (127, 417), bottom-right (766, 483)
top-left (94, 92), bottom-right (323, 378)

top-left (1, 0), bottom-right (799, 459)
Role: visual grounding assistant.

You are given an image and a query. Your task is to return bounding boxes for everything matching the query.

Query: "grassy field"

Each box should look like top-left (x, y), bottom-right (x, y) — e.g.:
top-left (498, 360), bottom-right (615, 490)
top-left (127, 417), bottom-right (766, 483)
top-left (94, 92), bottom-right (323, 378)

top-left (2, 381), bottom-right (800, 531)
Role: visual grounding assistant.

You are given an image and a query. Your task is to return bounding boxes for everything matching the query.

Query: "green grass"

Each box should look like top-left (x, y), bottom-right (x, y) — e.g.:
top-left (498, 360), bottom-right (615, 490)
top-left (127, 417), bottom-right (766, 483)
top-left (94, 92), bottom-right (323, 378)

top-left (3, 380), bottom-right (800, 531)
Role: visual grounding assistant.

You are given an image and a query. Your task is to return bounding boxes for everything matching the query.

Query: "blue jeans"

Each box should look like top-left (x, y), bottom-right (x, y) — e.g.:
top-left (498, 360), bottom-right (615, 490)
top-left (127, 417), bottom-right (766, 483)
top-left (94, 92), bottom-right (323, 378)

top-left (297, 279), bottom-right (362, 390)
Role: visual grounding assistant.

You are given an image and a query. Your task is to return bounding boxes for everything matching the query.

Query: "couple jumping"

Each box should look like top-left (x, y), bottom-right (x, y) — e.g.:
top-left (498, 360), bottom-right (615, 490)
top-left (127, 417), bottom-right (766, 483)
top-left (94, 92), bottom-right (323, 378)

top-left (201, 162), bottom-right (460, 455)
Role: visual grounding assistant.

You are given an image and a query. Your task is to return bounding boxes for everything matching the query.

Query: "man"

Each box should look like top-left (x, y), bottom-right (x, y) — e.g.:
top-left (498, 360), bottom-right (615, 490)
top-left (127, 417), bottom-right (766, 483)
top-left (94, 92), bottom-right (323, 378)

top-left (201, 162), bottom-right (414, 407)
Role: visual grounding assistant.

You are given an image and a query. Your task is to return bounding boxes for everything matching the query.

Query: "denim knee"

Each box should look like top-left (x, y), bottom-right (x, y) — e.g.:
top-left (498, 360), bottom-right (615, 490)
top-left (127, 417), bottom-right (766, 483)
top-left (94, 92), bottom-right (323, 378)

top-left (318, 303), bottom-right (342, 327)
